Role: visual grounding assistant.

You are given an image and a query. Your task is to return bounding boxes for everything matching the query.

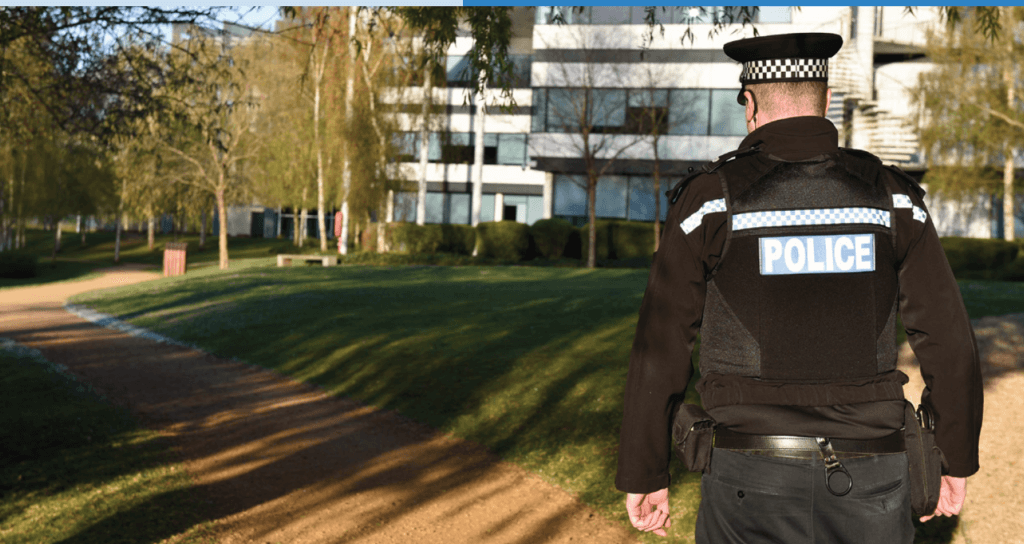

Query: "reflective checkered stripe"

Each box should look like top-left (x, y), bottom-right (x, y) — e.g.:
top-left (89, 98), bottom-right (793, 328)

top-left (732, 207), bottom-right (890, 231)
top-left (892, 194), bottom-right (928, 223)
top-left (680, 198), bottom-right (726, 234)
top-left (741, 58), bottom-right (828, 83)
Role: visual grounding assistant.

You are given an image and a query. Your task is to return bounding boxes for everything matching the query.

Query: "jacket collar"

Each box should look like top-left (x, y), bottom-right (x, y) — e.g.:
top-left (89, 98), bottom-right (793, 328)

top-left (739, 116), bottom-right (839, 161)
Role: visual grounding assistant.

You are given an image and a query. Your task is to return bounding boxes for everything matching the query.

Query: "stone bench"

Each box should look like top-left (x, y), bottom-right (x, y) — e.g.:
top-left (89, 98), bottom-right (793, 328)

top-left (276, 254), bottom-right (338, 267)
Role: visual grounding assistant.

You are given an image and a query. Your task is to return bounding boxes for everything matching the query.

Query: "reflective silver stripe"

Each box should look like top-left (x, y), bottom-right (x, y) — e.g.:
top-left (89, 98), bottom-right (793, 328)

top-left (732, 207), bottom-right (890, 231)
top-left (680, 198), bottom-right (726, 234)
top-left (893, 194), bottom-right (927, 223)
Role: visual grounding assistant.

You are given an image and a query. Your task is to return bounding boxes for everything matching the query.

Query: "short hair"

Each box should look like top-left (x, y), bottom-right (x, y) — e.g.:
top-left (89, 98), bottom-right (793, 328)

top-left (746, 81), bottom-right (828, 118)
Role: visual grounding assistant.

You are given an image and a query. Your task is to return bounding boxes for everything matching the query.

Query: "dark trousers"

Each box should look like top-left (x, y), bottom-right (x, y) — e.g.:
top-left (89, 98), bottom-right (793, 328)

top-left (695, 449), bottom-right (913, 544)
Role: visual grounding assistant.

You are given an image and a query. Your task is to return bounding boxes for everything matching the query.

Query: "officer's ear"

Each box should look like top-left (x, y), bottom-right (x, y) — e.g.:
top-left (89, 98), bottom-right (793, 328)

top-left (824, 88), bottom-right (833, 117)
top-left (744, 90), bottom-right (756, 124)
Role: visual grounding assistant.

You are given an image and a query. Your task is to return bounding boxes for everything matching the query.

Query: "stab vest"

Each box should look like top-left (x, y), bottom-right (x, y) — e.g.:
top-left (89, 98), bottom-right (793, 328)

top-left (696, 148), bottom-right (906, 407)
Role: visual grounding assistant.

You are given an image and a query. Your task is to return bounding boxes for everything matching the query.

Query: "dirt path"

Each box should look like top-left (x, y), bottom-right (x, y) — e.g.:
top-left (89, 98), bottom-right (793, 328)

top-left (898, 315), bottom-right (1024, 544)
top-left (1, 267), bottom-right (637, 544)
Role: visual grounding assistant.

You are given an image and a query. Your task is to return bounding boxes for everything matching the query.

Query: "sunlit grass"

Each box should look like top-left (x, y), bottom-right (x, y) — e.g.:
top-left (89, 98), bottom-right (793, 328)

top-left (0, 343), bottom-right (215, 544)
top-left (67, 264), bottom-right (1024, 542)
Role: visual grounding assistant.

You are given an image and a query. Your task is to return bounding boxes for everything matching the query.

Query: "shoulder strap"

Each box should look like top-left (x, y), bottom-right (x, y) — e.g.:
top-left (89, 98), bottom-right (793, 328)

top-left (884, 164), bottom-right (926, 199)
top-left (666, 144), bottom-right (762, 205)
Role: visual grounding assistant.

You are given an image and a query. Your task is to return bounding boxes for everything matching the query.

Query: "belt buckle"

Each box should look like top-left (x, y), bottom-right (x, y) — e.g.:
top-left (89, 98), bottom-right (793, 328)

top-left (816, 437), bottom-right (853, 496)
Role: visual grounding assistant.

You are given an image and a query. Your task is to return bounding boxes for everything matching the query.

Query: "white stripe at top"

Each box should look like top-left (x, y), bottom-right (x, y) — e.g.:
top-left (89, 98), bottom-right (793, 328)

top-left (680, 199), bottom-right (726, 234)
top-left (732, 207), bottom-right (891, 231)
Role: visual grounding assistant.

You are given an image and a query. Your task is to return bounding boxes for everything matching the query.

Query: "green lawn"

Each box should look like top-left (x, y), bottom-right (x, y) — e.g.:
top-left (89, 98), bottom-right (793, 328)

top-left (66, 262), bottom-right (1022, 542)
top-left (0, 341), bottom-right (215, 544)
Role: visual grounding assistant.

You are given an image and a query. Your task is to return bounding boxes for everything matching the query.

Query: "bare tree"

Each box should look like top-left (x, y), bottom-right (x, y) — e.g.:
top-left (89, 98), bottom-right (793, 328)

top-left (534, 24), bottom-right (644, 268)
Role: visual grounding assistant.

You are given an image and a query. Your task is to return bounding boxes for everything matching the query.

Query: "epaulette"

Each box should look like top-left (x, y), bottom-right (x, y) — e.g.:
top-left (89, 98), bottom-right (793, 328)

top-left (666, 144), bottom-right (762, 204)
top-left (884, 164), bottom-right (926, 199)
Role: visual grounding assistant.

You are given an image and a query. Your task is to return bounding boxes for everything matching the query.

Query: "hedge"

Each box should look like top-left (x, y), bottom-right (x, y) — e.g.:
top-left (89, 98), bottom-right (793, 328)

top-left (475, 221), bottom-right (531, 261)
top-left (940, 237), bottom-right (1021, 280)
top-left (0, 252), bottom-right (37, 279)
top-left (530, 218), bottom-right (577, 259)
top-left (391, 223), bottom-right (443, 254)
top-left (440, 224), bottom-right (476, 255)
top-left (579, 220), bottom-right (657, 261)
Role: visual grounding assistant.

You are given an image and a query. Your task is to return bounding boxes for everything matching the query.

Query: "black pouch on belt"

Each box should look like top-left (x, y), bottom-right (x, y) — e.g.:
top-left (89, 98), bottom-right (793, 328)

top-left (903, 400), bottom-right (949, 517)
top-left (671, 402), bottom-right (716, 473)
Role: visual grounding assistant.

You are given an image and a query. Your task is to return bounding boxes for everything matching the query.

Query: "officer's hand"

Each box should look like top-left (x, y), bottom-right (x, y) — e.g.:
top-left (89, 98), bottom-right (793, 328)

top-left (626, 488), bottom-right (671, 537)
top-left (920, 476), bottom-right (967, 522)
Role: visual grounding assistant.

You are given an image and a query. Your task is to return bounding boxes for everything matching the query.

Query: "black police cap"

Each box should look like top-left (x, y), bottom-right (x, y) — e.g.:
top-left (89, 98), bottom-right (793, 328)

top-left (724, 32), bottom-right (843, 104)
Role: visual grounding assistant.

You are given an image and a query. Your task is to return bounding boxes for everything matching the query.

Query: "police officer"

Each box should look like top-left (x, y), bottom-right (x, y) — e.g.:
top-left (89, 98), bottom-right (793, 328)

top-left (615, 33), bottom-right (983, 542)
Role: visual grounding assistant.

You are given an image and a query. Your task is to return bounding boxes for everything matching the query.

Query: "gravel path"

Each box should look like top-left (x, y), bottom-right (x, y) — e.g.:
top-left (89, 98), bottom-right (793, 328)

top-left (2, 265), bottom-right (1020, 543)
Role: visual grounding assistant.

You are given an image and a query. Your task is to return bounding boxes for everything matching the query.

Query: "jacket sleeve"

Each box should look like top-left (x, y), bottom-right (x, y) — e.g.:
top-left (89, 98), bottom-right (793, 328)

top-left (893, 177), bottom-right (983, 478)
top-left (615, 175), bottom-right (726, 493)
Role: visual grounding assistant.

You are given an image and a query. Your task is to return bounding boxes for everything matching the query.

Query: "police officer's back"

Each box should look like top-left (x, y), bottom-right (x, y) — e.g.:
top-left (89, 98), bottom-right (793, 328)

top-left (616, 33), bottom-right (982, 543)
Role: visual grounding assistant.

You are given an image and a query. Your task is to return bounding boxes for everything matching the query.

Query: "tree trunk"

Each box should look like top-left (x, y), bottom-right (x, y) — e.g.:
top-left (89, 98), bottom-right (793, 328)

top-left (200, 206), bottom-right (208, 248)
top-left (472, 71), bottom-right (486, 227)
top-left (587, 173), bottom-right (597, 269)
top-left (337, 8), bottom-right (356, 255)
top-left (314, 35), bottom-right (329, 253)
top-left (1003, 11), bottom-right (1016, 242)
top-left (52, 219), bottom-right (63, 261)
top-left (148, 215), bottom-right (155, 250)
top-left (417, 65), bottom-right (431, 227)
top-left (114, 215), bottom-right (122, 263)
top-left (216, 187), bottom-right (229, 270)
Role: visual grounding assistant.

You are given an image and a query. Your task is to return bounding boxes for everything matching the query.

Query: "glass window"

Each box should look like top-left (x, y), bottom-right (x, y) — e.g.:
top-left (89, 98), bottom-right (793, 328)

top-left (630, 89), bottom-right (668, 108)
top-left (428, 132), bottom-right (441, 161)
top-left (547, 88), bottom-right (584, 133)
top-left (757, 6), bottom-right (791, 23)
top-left (627, 176), bottom-right (670, 222)
top-left (535, 6), bottom-right (554, 25)
top-left (394, 192), bottom-right (417, 223)
top-left (394, 132), bottom-right (418, 161)
top-left (669, 89), bottom-right (710, 135)
top-left (710, 89), bottom-right (747, 136)
top-left (631, 6), bottom-right (655, 24)
top-left (510, 54), bottom-right (532, 88)
top-left (554, 175), bottom-right (588, 217)
top-left (671, 6), bottom-right (717, 24)
top-left (449, 193), bottom-right (470, 225)
top-left (526, 195), bottom-right (544, 226)
top-left (595, 175), bottom-right (628, 219)
top-left (532, 88), bottom-right (546, 133)
top-left (480, 194), bottom-right (495, 222)
top-left (497, 134), bottom-right (527, 165)
top-left (446, 55), bottom-right (474, 84)
top-left (590, 7), bottom-right (630, 24)
top-left (425, 192), bottom-right (444, 224)
top-left (591, 89), bottom-right (627, 131)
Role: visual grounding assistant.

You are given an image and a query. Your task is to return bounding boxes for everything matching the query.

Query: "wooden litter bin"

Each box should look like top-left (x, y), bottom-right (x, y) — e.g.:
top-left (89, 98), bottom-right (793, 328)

top-left (163, 242), bottom-right (187, 277)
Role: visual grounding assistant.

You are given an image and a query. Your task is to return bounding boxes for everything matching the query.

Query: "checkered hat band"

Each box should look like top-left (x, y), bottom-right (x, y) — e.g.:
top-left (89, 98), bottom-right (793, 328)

top-left (741, 58), bottom-right (828, 83)
top-left (732, 207), bottom-right (890, 231)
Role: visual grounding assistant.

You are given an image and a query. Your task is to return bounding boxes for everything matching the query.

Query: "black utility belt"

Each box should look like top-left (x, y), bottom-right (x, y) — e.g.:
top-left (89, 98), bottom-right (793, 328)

top-left (713, 429), bottom-right (906, 497)
top-left (713, 428), bottom-right (906, 455)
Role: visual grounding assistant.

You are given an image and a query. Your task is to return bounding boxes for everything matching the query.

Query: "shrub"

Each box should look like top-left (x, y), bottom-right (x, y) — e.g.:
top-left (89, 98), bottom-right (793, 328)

top-left (359, 223), bottom-right (398, 253)
top-left (530, 218), bottom-right (577, 259)
top-left (940, 237), bottom-right (1021, 279)
top-left (475, 221), bottom-right (531, 261)
top-left (0, 252), bottom-right (37, 279)
top-left (440, 224), bottom-right (476, 255)
top-left (391, 223), bottom-right (443, 254)
top-left (579, 220), bottom-right (656, 261)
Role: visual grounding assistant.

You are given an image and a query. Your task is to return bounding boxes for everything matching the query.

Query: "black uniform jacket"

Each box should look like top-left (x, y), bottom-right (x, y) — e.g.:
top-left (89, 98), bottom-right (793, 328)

top-left (615, 116), bottom-right (983, 494)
